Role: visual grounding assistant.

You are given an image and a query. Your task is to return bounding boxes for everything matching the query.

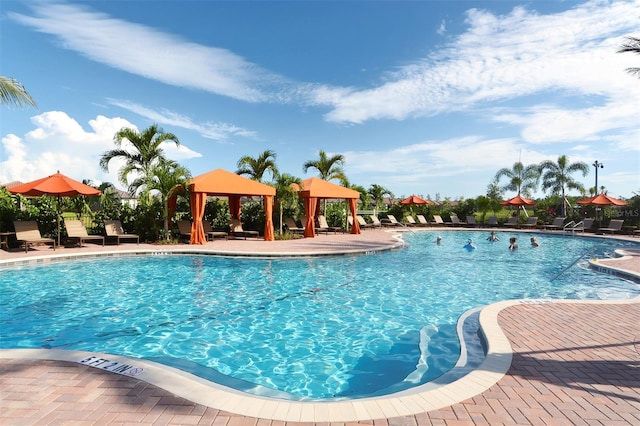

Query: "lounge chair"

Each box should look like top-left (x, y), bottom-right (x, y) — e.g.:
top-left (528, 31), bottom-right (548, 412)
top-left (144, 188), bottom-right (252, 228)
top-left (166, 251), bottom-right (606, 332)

top-left (202, 221), bottom-right (228, 240)
top-left (404, 216), bottom-right (419, 226)
top-left (503, 217), bottom-right (518, 227)
top-left (544, 217), bottom-right (565, 231)
top-left (13, 220), bottom-right (56, 253)
top-left (229, 218), bottom-right (259, 239)
top-left (449, 214), bottom-right (465, 227)
top-left (520, 217), bottom-right (538, 229)
top-left (486, 216), bottom-right (499, 227)
top-left (317, 215), bottom-right (341, 234)
top-left (386, 214), bottom-right (404, 227)
top-left (356, 215), bottom-right (373, 229)
top-left (416, 215), bottom-right (430, 226)
top-left (432, 215), bottom-right (446, 226)
top-left (104, 220), bottom-right (140, 245)
top-left (64, 219), bottom-right (104, 247)
top-left (177, 220), bottom-right (192, 242)
top-left (285, 217), bottom-right (304, 234)
top-left (369, 215), bottom-right (384, 228)
top-left (564, 218), bottom-right (594, 233)
top-left (598, 219), bottom-right (624, 234)
top-left (466, 216), bottom-right (478, 227)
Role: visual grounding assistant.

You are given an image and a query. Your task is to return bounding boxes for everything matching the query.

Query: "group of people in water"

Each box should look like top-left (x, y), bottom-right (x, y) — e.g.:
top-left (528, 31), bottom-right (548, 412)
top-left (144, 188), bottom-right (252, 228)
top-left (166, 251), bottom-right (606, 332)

top-left (435, 231), bottom-right (540, 251)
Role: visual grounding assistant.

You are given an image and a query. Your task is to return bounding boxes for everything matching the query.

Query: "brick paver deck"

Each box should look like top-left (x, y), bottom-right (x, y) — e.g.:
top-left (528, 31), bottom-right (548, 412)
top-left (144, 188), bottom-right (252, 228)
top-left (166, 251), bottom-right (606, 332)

top-left (1, 229), bottom-right (639, 425)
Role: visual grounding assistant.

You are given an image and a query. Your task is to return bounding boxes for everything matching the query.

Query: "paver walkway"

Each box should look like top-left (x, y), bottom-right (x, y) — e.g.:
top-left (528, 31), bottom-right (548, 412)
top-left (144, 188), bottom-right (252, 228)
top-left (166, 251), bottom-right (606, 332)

top-left (1, 230), bottom-right (639, 425)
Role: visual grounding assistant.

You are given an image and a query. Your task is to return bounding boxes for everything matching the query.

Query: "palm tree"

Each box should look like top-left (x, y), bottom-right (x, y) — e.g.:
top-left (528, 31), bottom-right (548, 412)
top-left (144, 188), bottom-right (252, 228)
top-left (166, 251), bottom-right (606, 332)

top-left (236, 150), bottom-right (278, 182)
top-left (539, 155), bottom-right (589, 216)
top-left (618, 36), bottom-right (640, 78)
top-left (272, 172), bottom-right (301, 234)
top-left (302, 150), bottom-right (346, 182)
top-left (0, 76), bottom-right (37, 108)
top-left (494, 162), bottom-right (540, 197)
top-left (99, 124), bottom-right (180, 195)
top-left (142, 159), bottom-right (191, 240)
top-left (368, 184), bottom-right (393, 214)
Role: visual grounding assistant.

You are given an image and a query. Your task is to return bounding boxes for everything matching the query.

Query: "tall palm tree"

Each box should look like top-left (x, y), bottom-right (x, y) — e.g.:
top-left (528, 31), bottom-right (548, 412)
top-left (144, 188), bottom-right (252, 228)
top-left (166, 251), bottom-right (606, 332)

top-left (272, 172), bottom-right (301, 234)
top-left (368, 184), bottom-right (393, 213)
top-left (539, 155), bottom-right (589, 216)
top-left (494, 161), bottom-right (540, 197)
top-left (0, 76), bottom-right (37, 108)
top-left (303, 150), bottom-right (346, 182)
top-left (142, 159), bottom-right (191, 240)
top-left (618, 36), bottom-right (640, 78)
top-left (236, 150), bottom-right (278, 182)
top-left (99, 124), bottom-right (180, 195)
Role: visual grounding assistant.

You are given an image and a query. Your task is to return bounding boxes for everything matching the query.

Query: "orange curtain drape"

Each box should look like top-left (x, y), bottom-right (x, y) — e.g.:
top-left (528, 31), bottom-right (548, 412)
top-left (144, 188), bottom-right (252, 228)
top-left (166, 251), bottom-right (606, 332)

top-left (190, 192), bottom-right (207, 245)
top-left (167, 195), bottom-right (177, 226)
top-left (304, 197), bottom-right (317, 238)
top-left (229, 195), bottom-right (242, 219)
top-left (348, 198), bottom-right (360, 234)
top-left (263, 195), bottom-right (274, 241)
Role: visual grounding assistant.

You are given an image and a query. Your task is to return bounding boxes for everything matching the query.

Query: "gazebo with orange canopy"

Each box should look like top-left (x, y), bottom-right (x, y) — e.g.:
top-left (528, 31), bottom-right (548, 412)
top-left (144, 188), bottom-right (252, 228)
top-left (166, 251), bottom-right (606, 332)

top-left (501, 193), bottom-right (536, 218)
top-left (186, 169), bottom-right (276, 244)
top-left (295, 177), bottom-right (361, 238)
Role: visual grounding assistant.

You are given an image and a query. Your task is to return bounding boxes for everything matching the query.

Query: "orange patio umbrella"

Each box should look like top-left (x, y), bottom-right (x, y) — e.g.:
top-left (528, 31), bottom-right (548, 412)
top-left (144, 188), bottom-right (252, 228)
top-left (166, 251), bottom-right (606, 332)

top-left (399, 195), bottom-right (435, 205)
top-left (500, 194), bottom-right (536, 207)
top-left (576, 193), bottom-right (628, 207)
top-left (9, 171), bottom-right (101, 245)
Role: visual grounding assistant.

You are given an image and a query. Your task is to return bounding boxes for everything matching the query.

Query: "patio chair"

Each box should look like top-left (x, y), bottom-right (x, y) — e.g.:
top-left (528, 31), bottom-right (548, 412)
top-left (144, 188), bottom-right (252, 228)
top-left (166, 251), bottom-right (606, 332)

top-left (416, 215), bottom-right (430, 226)
top-left (432, 215), bottom-right (446, 226)
top-left (564, 218), bottom-right (594, 233)
top-left (64, 219), bottom-right (104, 247)
top-left (13, 220), bottom-right (56, 253)
top-left (317, 215), bottom-right (341, 234)
top-left (503, 217), bottom-right (518, 227)
top-left (598, 219), bottom-right (624, 234)
top-left (404, 216), bottom-right (419, 226)
top-left (203, 221), bottom-right (228, 240)
top-left (486, 216), bottom-right (499, 227)
top-left (386, 214), bottom-right (404, 227)
top-left (356, 215), bottom-right (374, 229)
top-left (284, 217), bottom-right (304, 234)
top-left (104, 220), bottom-right (140, 245)
top-left (449, 214), bottom-right (465, 227)
top-left (544, 217), bottom-right (565, 231)
top-left (369, 215), bottom-right (384, 228)
top-left (229, 218), bottom-right (259, 239)
top-left (520, 217), bottom-right (538, 229)
top-left (466, 216), bottom-right (478, 227)
top-left (177, 220), bottom-right (192, 242)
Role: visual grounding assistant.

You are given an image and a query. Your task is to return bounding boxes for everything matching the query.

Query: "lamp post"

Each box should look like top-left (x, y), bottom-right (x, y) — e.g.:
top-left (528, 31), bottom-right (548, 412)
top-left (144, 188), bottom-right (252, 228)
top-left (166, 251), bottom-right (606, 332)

top-left (592, 161), bottom-right (604, 194)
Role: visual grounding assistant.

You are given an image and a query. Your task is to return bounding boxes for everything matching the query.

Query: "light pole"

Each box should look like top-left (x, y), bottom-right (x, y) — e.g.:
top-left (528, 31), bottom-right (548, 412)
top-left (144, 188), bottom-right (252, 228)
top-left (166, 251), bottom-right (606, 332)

top-left (592, 161), bottom-right (604, 194)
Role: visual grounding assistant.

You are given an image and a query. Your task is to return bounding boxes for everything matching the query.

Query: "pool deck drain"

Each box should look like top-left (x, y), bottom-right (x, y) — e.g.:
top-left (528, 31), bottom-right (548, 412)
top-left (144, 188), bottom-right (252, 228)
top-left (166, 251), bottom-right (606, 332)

top-left (1, 229), bottom-right (639, 424)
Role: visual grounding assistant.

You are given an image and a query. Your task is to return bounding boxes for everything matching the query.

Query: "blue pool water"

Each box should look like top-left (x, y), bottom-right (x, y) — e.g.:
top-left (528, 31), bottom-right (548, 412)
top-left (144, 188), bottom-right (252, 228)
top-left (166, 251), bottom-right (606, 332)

top-left (1, 231), bottom-right (638, 400)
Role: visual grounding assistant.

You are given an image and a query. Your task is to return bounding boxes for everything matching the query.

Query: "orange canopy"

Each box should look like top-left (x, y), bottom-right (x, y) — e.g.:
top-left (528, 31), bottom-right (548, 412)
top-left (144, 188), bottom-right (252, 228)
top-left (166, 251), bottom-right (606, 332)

top-left (8, 171), bottom-right (101, 197)
top-left (500, 194), bottom-right (536, 207)
top-left (187, 169), bottom-right (275, 244)
top-left (399, 195), bottom-right (435, 205)
top-left (576, 193), bottom-right (628, 207)
top-left (294, 177), bottom-right (361, 237)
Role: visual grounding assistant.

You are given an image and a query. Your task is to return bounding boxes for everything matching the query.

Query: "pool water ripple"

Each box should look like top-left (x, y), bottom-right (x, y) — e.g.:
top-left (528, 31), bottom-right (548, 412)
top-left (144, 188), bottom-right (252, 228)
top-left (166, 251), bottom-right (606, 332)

top-left (1, 231), bottom-right (638, 399)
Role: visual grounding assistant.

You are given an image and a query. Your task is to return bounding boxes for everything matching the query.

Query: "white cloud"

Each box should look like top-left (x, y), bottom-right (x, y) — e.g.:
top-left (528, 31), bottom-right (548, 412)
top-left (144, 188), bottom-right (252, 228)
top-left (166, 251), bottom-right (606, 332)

top-left (0, 111), bottom-right (201, 189)
top-left (107, 99), bottom-right (255, 141)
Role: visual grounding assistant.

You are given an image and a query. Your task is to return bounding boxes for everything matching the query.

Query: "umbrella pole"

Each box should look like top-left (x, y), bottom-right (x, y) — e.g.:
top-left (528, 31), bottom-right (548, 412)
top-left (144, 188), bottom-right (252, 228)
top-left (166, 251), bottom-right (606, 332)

top-left (57, 195), bottom-right (61, 247)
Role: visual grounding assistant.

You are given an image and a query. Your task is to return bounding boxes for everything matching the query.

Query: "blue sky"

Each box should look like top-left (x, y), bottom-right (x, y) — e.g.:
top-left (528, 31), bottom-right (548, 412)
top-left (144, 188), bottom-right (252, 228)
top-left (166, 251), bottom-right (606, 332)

top-left (1, 0), bottom-right (639, 200)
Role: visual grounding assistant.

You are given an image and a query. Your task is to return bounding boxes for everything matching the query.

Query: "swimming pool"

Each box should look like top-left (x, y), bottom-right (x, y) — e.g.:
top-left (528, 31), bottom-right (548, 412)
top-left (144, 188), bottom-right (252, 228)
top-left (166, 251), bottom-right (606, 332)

top-left (1, 231), bottom-right (638, 400)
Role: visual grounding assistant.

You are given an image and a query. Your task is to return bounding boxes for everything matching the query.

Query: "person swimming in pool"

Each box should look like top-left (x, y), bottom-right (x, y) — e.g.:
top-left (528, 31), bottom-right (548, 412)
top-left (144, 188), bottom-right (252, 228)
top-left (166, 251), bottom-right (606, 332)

top-left (509, 237), bottom-right (518, 251)
top-left (486, 231), bottom-right (499, 242)
top-left (435, 236), bottom-right (442, 245)
top-left (530, 237), bottom-right (540, 247)
top-left (463, 238), bottom-right (476, 250)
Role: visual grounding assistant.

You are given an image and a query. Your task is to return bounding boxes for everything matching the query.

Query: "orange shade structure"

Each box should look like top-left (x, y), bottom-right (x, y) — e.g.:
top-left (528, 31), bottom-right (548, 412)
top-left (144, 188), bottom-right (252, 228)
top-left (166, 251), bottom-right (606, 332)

top-left (8, 171), bottom-right (101, 197)
top-left (187, 169), bottom-right (276, 244)
top-left (500, 194), bottom-right (537, 207)
top-left (294, 177), bottom-right (361, 237)
top-left (399, 195), bottom-right (435, 205)
top-left (8, 171), bottom-right (101, 246)
top-left (576, 193), bottom-right (628, 207)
